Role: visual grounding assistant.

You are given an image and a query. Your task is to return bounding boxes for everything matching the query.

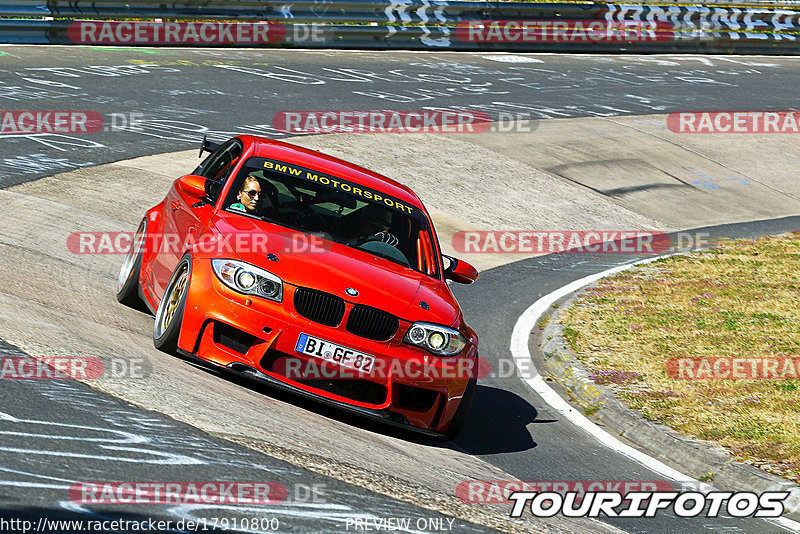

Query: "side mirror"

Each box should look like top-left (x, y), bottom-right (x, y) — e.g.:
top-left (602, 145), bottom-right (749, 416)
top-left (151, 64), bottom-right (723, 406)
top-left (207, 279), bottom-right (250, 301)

top-left (177, 174), bottom-right (207, 199)
top-left (443, 255), bottom-right (478, 284)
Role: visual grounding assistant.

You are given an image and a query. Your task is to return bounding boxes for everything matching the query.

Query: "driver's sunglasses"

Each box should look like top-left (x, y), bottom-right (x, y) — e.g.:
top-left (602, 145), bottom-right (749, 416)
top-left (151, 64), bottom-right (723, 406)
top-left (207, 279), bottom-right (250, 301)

top-left (243, 189), bottom-right (261, 198)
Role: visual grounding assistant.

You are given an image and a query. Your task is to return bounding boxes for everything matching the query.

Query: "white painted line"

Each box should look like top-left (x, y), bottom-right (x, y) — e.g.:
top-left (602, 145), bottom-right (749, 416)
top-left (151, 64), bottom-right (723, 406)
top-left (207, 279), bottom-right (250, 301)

top-left (510, 254), bottom-right (800, 531)
top-left (0, 481), bottom-right (70, 489)
top-left (0, 412), bottom-right (149, 443)
top-left (0, 445), bottom-right (204, 465)
top-left (481, 55), bottom-right (544, 63)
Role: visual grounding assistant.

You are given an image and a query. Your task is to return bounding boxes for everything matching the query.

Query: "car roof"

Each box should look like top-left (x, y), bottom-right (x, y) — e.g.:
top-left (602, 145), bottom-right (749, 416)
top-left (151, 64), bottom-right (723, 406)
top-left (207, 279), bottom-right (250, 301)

top-left (239, 135), bottom-right (426, 210)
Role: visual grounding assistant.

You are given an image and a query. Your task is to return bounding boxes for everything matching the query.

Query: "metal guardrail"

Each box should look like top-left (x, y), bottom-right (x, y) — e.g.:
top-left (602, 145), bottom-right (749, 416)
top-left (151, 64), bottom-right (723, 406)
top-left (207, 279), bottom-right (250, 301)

top-left (2, 0), bottom-right (800, 19)
top-left (1, 1), bottom-right (799, 53)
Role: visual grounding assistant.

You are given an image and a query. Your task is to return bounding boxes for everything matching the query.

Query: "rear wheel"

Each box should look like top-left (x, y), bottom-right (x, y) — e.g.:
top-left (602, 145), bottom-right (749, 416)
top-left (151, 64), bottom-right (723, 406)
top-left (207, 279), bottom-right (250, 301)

top-left (116, 219), bottom-right (146, 308)
top-left (153, 255), bottom-right (191, 354)
top-left (443, 376), bottom-right (476, 441)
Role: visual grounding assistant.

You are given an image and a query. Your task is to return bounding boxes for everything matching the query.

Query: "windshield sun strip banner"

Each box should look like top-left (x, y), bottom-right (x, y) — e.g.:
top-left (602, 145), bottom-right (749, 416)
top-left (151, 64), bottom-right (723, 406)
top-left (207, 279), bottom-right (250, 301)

top-left (247, 157), bottom-right (422, 220)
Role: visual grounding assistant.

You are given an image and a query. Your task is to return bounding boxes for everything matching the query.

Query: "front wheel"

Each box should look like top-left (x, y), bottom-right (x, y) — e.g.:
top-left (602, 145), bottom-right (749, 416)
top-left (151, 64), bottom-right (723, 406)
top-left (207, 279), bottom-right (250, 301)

top-left (153, 255), bottom-right (191, 354)
top-left (443, 377), bottom-right (476, 442)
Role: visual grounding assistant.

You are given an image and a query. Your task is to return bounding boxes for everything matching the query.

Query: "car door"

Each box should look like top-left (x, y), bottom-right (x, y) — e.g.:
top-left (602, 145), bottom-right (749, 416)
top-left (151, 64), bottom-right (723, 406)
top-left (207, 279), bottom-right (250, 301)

top-left (152, 139), bottom-right (243, 298)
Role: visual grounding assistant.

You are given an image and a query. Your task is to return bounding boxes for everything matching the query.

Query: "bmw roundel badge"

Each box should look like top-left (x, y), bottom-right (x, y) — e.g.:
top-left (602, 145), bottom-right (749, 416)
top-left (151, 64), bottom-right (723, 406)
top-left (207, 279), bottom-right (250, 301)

top-left (345, 287), bottom-right (359, 297)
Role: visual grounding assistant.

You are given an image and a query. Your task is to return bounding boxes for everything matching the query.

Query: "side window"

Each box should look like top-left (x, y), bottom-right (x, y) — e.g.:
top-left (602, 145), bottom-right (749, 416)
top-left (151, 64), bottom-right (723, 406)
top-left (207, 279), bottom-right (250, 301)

top-left (197, 140), bottom-right (243, 203)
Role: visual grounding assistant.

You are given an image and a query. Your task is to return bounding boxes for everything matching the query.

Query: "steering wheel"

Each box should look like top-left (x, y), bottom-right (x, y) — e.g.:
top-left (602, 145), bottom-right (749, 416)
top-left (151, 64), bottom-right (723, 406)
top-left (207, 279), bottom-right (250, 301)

top-left (356, 231), bottom-right (400, 248)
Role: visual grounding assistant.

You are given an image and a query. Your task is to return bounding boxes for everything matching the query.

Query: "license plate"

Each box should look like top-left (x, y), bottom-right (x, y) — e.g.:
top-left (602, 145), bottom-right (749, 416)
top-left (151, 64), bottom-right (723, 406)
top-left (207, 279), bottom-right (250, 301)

top-left (295, 333), bottom-right (375, 374)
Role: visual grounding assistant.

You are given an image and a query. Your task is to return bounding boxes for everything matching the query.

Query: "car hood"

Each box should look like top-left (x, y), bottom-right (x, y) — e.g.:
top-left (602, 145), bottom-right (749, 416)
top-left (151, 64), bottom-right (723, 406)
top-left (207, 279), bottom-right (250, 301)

top-left (212, 214), bottom-right (459, 325)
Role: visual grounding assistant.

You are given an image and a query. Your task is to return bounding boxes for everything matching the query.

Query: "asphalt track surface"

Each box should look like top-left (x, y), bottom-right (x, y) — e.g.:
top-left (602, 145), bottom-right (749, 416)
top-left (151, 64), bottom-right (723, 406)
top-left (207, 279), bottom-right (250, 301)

top-left (0, 340), bottom-right (491, 534)
top-left (1, 47), bottom-right (800, 533)
top-left (1, 47), bottom-right (800, 187)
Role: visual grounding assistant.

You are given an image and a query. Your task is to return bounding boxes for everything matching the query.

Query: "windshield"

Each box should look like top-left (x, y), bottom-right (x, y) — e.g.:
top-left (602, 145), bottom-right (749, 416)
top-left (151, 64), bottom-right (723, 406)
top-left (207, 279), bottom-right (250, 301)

top-left (223, 157), bottom-right (439, 277)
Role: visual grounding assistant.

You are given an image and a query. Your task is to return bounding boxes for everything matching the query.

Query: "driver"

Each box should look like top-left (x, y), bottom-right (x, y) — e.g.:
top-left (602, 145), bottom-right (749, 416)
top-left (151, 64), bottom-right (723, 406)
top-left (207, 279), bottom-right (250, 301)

top-left (230, 175), bottom-right (262, 213)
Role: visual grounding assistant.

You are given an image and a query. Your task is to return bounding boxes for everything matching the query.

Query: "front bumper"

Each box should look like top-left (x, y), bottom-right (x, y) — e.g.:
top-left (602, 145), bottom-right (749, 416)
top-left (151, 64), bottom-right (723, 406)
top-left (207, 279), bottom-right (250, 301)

top-left (178, 258), bottom-right (477, 434)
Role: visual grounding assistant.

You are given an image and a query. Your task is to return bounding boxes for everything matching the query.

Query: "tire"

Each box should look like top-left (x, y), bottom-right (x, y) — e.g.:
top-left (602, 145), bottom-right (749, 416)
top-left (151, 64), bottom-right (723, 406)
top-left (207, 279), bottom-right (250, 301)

top-left (443, 376), bottom-right (477, 442)
top-left (153, 254), bottom-right (191, 354)
top-left (116, 219), bottom-right (146, 308)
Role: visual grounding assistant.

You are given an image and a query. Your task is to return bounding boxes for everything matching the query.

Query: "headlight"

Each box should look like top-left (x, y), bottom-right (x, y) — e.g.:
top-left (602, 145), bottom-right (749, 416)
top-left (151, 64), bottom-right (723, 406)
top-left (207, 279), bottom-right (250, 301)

top-left (212, 259), bottom-right (283, 302)
top-left (403, 322), bottom-right (467, 357)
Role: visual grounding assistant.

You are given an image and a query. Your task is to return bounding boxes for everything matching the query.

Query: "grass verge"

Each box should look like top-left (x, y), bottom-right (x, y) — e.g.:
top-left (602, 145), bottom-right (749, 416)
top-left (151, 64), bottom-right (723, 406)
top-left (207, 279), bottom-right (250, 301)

top-left (562, 233), bottom-right (800, 483)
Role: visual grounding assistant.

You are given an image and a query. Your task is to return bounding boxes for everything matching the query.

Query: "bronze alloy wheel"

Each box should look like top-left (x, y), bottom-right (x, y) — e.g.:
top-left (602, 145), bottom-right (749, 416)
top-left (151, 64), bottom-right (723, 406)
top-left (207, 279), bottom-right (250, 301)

top-left (154, 260), bottom-right (189, 341)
